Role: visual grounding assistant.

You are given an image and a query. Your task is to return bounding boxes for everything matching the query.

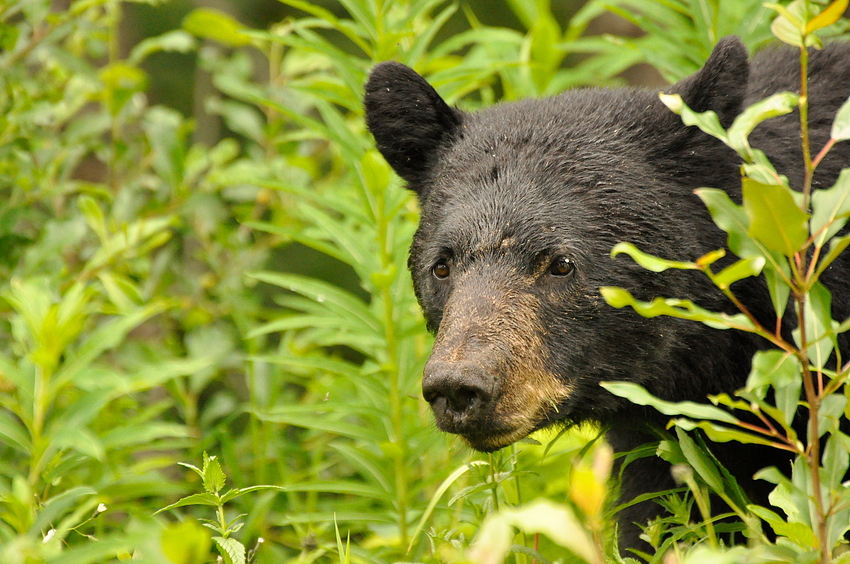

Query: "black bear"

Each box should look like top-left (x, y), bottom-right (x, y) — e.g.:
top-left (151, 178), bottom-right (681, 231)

top-left (364, 37), bottom-right (850, 551)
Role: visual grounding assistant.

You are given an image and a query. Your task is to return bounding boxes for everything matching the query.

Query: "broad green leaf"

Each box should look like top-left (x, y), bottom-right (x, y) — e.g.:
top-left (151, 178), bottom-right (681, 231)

top-left (99, 63), bottom-right (148, 116)
top-left (506, 500), bottom-right (595, 561)
top-left (601, 381), bottom-right (738, 423)
top-left (742, 178), bottom-right (809, 257)
top-left (764, 263), bottom-right (792, 321)
top-left (767, 1), bottom-right (807, 47)
top-left (52, 424), bottom-right (105, 461)
top-left (756, 461), bottom-right (812, 526)
top-left (832, 96), bottom-right (850, 141)
top-left (183, 8), bottom-right (250, 47)
top-left (696, 189), bottom-right (757, 258)
top-left (600, 287), bottom-right (756, 331)
top-left (213, 536), bottom-right (246, 564)
top-left (610, 242), bottom-right (698, 272)
top-left (811, 168), bottom-right (850, 245)
top-left (748, 505), bottom-right (817, 546)
top-left (0, 411), bottom-right (30, 452)
top-left (675, 427), bottom-right (725, 494)
top-left (746, 350), bottom-right (801, 392)
top-left (746, 350), bottom-right (802, 425)
top-left (818, 394), bottom-right (847, 437)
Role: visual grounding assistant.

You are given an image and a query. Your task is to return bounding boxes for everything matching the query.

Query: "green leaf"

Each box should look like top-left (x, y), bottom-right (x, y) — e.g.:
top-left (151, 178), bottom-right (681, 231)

top-left (51, 301), bottom-right (168, 393)
top-left (792, 282), bottom-right (835, 370)
top-left (183, 8), bottom-right (251, 47)
top-left (213, 536), bottom-right (246, 564)
top-left (218, 484), bottom-right (287, 504)
top-left (832, 96), bottom-right (850, 141)
top-left (696, 189), bottom-right (757, 257)
top-left (601, 381), bottom-right (738, 423)
top-left (822, 432), bottom-right (850, 488)
top-left (742, 178), bottom-right (809, 257)
top-left (128, 30), bottom-right (197, 65)
top-left (712, 256), bottom-right (765, 289)
top-left (407, 461), bottom-right (489, 552)
top-left (727, 93), bottom-right (799, 159)
top-left (154, 493), bottom-right (220, 514)
top-left (749, 505), bottom-right (817, 546)
top-left (600, 287), bottom-right (756, 331)
top-left (746, 350), bottom-right (802, 392)
top-left (814, 233), bottom-right (850, 279)
top-left (659, 93), bottom-right (728, 141)
top-left (746, 350), bottom-right (802, 425)
top-left (767, 1), bottom-right (807, 47)
top-left (811, 168), bottom-right (850, 245)
top-left (610, 242), bottom-right (698, 272)
top-left (806, 0), bottom-right (849, 34)
top-left (247, 272), bottom-right (380, 334)
top-left (675, 427), bottom-right (725, 494)
top-left (674, 419), bottom-right (782, 448)
top-left (99, 63), bottom-right (148, 116)
top-left (202, 452), bottom-right (226, 494)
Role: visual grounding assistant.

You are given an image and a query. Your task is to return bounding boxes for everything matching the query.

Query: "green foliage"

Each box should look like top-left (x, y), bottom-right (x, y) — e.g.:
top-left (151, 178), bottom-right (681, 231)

top-left (0, 0), bottom-right (640, 562)
top-left (603, 3), bottom-right (850, 563)
top-left (1, 0), bottom-right (848, 563)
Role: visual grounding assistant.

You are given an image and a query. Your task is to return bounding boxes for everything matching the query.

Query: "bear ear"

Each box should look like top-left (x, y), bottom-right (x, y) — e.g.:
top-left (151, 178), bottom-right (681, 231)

top-left (667, 36), bottom-right (750, 128)
top-left (364, 61), bottom-right (463, 190)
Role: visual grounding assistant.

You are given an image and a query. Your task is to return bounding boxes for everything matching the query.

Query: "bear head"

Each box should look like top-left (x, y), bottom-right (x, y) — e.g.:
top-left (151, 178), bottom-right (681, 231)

top-left (364, 38), bottom-right (754, 452)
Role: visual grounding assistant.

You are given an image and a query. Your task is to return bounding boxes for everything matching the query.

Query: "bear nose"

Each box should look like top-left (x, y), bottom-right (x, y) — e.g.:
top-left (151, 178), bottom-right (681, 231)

top-left (422, 360), bottom-right (495, 422)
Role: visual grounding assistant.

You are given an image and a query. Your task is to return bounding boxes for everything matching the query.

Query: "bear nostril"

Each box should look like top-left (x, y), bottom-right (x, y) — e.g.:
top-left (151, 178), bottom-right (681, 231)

top-left (423, 382), bottom-right (489, 415)
top-left (422, 362), bottom-right (493, 418)
top-left (447, 385), bottom-right (484, 413)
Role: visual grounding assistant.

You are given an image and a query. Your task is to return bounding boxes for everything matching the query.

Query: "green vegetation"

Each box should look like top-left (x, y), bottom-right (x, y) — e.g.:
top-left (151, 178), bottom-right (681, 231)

top-left (0, 0), bottom-right (848, 563)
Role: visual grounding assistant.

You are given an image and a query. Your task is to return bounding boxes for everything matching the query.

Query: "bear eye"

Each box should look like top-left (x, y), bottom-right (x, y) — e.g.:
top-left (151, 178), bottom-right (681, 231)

top-left (549, 256), bottom-right (574, 277)
top-left (432, 260), bottom-right (450, 280)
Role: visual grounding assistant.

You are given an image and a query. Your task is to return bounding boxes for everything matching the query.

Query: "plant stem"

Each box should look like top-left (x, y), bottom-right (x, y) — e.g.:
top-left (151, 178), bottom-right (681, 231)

top-left (800, 45), bottom-right (814, 210)
top-left (796, 296), bottom-right (829, 563)
top-left (375, 179), bottom-right (408, 546)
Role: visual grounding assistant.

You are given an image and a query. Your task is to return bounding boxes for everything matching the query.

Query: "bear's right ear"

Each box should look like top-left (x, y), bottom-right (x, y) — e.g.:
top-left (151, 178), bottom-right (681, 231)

top-left (667, 36), bottom-right (750, 128)
top-left (364, 62), bottom-right (463, 191)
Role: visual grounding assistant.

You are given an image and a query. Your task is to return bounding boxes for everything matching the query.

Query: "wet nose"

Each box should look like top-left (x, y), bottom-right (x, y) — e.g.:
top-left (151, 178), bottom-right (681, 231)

top-left (422, 360), bottom-right (494, 421)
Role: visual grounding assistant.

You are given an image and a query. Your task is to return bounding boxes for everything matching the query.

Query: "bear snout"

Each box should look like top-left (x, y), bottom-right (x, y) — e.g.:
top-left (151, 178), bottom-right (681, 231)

top-left (422, 359), bottom-right (498, 432)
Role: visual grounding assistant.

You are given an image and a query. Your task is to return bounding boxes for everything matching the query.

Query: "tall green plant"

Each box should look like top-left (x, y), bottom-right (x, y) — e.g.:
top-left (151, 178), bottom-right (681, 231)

top-left (599, 2), bottom-right (850, 563)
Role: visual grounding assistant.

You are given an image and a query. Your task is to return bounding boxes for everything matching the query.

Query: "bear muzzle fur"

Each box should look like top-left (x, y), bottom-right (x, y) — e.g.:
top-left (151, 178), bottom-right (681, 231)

top-left (421, 274), bottom-right (574, 451)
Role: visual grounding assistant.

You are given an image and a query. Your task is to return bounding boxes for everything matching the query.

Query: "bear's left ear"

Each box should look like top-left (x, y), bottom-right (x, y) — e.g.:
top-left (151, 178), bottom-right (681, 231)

top-left (667, 36), bottom-right (750, 128)
top-left (364, 62), bottom-right (463, 192)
